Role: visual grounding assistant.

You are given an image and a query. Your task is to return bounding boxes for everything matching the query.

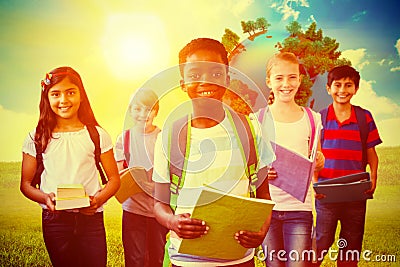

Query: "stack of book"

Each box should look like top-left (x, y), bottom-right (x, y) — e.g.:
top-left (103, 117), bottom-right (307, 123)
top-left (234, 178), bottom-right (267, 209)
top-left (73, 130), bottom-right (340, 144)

top-left (55, 184), bottom-right (90, 210)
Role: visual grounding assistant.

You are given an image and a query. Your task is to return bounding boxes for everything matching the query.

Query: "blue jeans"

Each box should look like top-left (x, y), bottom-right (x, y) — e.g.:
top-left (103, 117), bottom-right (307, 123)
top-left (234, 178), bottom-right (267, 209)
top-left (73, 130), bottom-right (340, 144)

top-left (172, 259), bottom-right (255, 267)
top-left (122, 211), bottom-right (168, 267)
top-left (42, 209), bottom-right (107, 267)
top-left (315, 200), bottom-right (366, 267)
top-left (263, 211), bottom-right (313, 267)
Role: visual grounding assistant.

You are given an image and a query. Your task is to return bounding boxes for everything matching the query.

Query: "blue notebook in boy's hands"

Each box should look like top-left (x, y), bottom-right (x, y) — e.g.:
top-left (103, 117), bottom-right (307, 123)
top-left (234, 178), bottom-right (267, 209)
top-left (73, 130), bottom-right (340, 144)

top-left (313, 172), bottom-right (373, 203)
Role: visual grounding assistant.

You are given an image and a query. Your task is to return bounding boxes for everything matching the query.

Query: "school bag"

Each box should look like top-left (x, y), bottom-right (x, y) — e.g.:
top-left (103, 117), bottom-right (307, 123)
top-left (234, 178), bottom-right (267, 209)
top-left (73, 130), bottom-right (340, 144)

top-left (31, 125), bottom-right (108, 188)
top-left (122, 129), bottom-right (131, 169)
top-left (167, 108), bottom-right (259, 211)
top-left (320, 105), bottom-right (368, 171)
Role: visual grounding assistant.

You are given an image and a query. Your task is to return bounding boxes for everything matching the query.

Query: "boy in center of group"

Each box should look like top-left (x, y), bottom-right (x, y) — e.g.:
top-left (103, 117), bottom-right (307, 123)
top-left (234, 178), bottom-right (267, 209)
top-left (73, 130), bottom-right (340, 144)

top-left (152, 38), bottom-right (275, 266)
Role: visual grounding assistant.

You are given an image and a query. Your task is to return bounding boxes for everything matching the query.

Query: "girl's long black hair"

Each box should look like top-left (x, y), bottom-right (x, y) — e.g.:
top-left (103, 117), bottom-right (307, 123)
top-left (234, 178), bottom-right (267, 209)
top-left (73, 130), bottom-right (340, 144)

top-left (35, 66), bottom-right (99, 152)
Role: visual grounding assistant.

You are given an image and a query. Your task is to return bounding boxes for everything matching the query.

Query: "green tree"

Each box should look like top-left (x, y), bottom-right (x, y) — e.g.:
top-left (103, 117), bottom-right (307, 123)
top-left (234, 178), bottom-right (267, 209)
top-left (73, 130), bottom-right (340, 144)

top-left (241, 20), bottom-right (251, 36)
top-left (222, 28), bottom-right (240, 54)
top-left (255, 17), bottom-right (270, 31)
top-left (223, 79), bottom-right (258, 115)
top-left (286, 21), bottom-right (302, 37)
top-left (246, 20), bottom-right (257, 35)
top-left (278, 21), bottom-right (352, 106)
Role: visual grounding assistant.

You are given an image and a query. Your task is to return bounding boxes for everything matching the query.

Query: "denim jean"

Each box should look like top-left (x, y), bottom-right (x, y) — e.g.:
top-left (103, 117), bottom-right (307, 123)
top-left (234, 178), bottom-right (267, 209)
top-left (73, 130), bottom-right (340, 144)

top-left (42, 209), bottom-right (107, 267)
top-left (315, 200), bottom-right (366, 267)
top-left (122, 211), bottom-right (168, 267)
top-left (172, 259), bottom-right (255, 267)
top-left (262, 211), bottom-right (313, 267)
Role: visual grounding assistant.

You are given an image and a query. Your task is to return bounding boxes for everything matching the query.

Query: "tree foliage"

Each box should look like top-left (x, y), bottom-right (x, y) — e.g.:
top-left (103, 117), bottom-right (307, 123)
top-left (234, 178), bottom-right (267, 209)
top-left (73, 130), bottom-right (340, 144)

top-left (223, 79), bottom-right (258, 115)
top-left (256, 17), bottom-right (270, 31)
top-left (222, 28), bottom-right (240, 54)
top-left (241, 17), bottom-right (270, 36)
top-left (277, 21), bottom-right (352, 106)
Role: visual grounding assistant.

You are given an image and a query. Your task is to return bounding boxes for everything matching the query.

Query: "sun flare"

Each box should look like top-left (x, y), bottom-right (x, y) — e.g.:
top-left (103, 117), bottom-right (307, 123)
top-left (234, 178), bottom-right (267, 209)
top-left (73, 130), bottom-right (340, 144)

top-left (102, 14), bottom-right (170, 80)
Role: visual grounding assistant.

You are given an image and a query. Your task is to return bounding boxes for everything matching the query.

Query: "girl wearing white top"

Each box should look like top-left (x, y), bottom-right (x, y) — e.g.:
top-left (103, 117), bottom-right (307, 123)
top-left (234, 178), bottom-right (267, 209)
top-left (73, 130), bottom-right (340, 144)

top-left (258, 52), bottom-right (324, 267)
top-left (20, 66), bottom-right (120, 267)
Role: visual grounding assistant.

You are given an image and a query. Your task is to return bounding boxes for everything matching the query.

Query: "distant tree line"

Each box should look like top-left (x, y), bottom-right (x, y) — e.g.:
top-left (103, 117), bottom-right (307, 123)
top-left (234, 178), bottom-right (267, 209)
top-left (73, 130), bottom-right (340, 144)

top-left (241, 17), bottom-right (271, 36)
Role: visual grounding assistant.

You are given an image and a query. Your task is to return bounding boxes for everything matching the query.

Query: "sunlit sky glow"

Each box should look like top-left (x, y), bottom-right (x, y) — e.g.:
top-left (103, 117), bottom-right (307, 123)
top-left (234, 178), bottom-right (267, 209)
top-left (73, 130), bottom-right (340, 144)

top-left (0, 0), bottom-right (399, 161)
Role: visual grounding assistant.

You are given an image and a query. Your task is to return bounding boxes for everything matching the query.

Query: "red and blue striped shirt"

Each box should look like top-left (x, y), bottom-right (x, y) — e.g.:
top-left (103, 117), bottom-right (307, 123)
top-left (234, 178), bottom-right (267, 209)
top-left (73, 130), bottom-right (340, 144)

top-left (318, 104), bottom-right (382, 180)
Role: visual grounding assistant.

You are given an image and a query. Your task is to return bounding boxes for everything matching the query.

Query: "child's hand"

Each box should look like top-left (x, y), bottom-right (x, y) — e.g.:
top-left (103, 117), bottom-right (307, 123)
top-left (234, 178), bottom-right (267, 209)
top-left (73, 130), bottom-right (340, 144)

top-left (234, 230), bottom-right (265, 248)
top-left (45, 192), bottom-right (56, 211)
top-left (80, 191), bottom-right (102, 215)
top-left (267, 167), bottom-right (277, 180)
top-left (314, 151), bottom-right (325, 172)
top-left (365, 179), bottom-right (376, 195)
top-left (79, 196), bottom-right (97, 215)
top-left (168, 213), bottom-right (208, 239)
top-left (313, 188), bottom-right (326, 200)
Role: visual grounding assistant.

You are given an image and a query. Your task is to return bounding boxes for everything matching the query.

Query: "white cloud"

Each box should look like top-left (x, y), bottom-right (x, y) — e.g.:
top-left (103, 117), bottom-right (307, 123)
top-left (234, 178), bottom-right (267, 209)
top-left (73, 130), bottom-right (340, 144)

top-left (390, 66), bottom-right (400, 72)
top-left (377, 59), bottom-right (385, 66)
top-left (340, 48), bottom-right (370, 70)
top-left (271, 0), bottom-right (309, 21)
top-left (309, 15), bottom-right (317, 23)
top-left (351, 80), bottom-right (400, 147)
top-left (352, 80), bottom-right (400, 118)
top-left (376, 118), bottom-right (400, 147)
top-left (0, 105), bottom-right (37, 162)
top-left (387, 39), bottom-right (400, 71)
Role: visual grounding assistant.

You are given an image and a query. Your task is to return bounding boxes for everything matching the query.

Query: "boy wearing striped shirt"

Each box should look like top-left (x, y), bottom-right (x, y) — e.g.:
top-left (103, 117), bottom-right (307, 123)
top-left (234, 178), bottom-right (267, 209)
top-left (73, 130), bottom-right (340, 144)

top-left (314, 65), bottom-right (382, 266)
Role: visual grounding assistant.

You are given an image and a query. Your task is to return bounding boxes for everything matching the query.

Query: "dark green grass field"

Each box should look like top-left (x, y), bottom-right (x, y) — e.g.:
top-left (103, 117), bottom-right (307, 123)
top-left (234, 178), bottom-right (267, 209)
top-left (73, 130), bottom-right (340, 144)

top-left (0, 147), bottom-right (399, 266)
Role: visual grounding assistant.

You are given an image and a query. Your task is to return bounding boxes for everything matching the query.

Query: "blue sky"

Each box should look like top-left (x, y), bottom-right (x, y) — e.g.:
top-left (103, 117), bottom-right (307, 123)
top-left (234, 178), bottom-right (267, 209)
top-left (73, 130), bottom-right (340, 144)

top-left (0, 0), bottom-right (399, 161)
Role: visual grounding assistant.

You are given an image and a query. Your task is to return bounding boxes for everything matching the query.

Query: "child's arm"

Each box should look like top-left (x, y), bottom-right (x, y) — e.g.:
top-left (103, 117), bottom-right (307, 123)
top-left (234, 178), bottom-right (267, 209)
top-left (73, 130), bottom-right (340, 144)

top-left (20, 153), bottom-right (56, 210)
top-left (313, 140), bottom-right (326, 199)
top-left (154, 182), bottom-right (208, 239)
top-left (80, 149), bottom-right (120, 215)
top-left (365, 147), bottom-right (379, 195)
top-left (235, 166), bottom-right (272, 248)
top-left (314, 139), bottom-right (325, 172)
top-left (116, 161), bottom-right (125, 172)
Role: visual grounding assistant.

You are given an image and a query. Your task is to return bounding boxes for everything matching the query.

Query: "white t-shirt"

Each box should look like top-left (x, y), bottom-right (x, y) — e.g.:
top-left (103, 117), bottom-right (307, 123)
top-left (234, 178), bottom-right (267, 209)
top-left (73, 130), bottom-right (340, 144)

top-left (22, 126), bottom-right (113, 210)
top-left (152, 113), bottom-right (275, 266)
top-left (114, 126), bottom-right (160, 217)
top-left (258, 108), bottom-right (322, 211)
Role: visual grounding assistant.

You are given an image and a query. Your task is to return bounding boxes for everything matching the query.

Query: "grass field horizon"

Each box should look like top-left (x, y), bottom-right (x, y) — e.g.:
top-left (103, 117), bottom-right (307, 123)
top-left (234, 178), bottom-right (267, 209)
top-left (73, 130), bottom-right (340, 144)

top-left (0, 146), bottom-right (399, 266)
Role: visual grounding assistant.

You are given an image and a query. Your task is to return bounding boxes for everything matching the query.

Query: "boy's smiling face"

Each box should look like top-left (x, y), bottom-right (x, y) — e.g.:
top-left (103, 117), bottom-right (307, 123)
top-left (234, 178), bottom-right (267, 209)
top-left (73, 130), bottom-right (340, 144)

top-left (327, 77), bottom-right (358, 104)
top-left (180, 49), bottom-right (229, 102)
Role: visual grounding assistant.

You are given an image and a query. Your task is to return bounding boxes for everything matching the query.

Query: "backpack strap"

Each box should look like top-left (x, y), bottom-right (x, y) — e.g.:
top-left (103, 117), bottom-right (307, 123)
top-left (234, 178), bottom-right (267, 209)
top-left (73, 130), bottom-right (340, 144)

top-left (31, 140), bottom-right (44, 188)
top-left (319, 107), bottom-right (328, 144)
top-left (258, 107), bottom-right (267, 124)
top-left (168, 110), bottom-right (259, 211)
top-left (86, 125), bottom-right (108, 185)
top-left (122, 129), bottom-right (131, 169)
top-left (32, 126), bottom-right (108, 188)
top-left (353, 105), bottom-right (368, 171)
top-left (169, 115), bottom-right (191, 211)
top-left (226, 109), bottom-right (258, 197)
top-left (304, 107), bottom-right (316, 154)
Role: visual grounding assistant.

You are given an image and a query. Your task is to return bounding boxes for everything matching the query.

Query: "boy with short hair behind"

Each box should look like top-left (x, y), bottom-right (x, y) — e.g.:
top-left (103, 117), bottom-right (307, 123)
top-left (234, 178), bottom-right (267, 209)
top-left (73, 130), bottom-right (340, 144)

top-left (314, 65), bottom-right (382, 266)
top-left (152, 38), bottom-right (275, 266)
top-left (114, 88), bottom-right (168, 267)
